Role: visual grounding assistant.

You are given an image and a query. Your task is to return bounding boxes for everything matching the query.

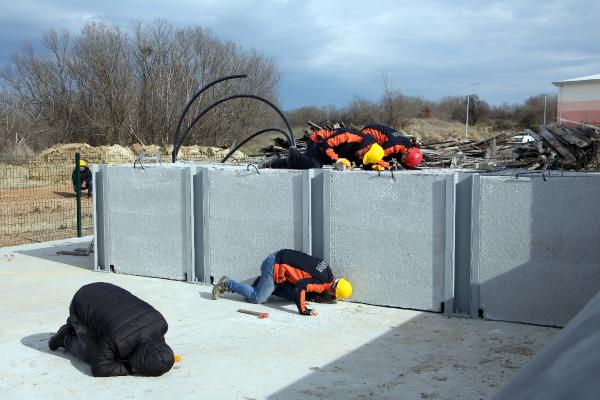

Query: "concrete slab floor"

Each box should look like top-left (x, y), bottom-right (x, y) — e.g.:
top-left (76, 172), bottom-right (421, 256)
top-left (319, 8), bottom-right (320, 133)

top-left (0, 238), bottom-right (558, 400)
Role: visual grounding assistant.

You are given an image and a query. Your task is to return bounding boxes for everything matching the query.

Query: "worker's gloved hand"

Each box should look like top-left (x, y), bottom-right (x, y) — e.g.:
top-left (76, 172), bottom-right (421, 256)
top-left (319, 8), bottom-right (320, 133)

top-left (301, 308), bottom-right (319, 316)
top-left (334, 158), bottom-right (352, 170)
top-left (371, 164), bottom-right (386, 172)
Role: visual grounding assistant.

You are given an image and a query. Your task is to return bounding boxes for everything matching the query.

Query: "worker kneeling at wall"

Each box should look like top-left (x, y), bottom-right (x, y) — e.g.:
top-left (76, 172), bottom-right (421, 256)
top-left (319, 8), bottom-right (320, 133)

top-left (212, 249), bottom-right (352, 316)
top-left (48, 282), bottom-right (175, 377)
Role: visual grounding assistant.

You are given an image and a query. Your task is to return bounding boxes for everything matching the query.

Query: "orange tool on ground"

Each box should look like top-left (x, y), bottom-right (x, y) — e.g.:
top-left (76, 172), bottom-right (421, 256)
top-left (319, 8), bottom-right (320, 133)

top-left (238, 309), bottom-right (269, 319)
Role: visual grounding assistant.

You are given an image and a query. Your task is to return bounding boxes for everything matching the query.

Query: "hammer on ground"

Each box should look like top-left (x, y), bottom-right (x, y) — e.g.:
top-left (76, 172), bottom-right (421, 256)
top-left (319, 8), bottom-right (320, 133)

top-left (238, 309), bottom-right (269, 319)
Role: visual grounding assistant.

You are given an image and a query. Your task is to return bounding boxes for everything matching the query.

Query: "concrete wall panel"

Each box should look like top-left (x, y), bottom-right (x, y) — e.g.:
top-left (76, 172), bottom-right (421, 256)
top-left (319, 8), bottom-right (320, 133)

top-left (475, 175), bottom-right (600, 326)
top-left (102, 165), bottom-right (192, 280)
top-left (199, 167), bottom-right (309, 284)
top-left (322, 170), bottom-right (450, 311)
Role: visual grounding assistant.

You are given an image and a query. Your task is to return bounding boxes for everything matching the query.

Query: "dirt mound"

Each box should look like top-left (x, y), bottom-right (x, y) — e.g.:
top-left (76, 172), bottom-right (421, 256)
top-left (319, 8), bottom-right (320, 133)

top-left (38, 143), bottom-right (135, 163)
top-left (34, 143), bottom-right (247, 165)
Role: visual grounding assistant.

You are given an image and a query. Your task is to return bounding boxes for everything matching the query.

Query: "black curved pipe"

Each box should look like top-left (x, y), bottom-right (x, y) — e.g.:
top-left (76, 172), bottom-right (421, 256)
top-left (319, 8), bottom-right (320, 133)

top-left (220, 128), bottom-right (291, 163)
top-left (172, 74), bottom-right (247, 162)
top-left (173, 94), bottom-right (296, 162)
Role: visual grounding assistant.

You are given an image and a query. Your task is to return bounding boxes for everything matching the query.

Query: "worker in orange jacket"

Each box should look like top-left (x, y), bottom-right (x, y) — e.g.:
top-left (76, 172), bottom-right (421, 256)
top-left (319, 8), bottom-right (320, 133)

top-left (264, 128), bottom-right (384, 170)
top-left (305, 128), bottom-right (384, 169)
top-left (361, 124), bottom-right (424, 169)
top-left (212, 249), bottom-right (353, 316)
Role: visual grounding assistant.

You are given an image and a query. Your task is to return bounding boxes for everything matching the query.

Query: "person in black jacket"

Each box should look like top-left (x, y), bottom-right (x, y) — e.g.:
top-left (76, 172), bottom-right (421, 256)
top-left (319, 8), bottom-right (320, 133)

top-left (48, 282), bottom-right (175, 377)
top-left (72, 160), bottom-right (93, 197)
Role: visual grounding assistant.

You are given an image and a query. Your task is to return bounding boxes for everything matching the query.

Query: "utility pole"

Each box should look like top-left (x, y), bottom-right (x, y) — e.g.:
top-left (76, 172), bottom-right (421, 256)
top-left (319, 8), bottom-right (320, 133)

top-left (465, 95), bottom-right (471, 139)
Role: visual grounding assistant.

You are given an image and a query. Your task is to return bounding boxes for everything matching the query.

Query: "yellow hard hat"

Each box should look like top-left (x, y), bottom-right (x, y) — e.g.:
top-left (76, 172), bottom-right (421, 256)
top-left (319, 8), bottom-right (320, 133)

top-left (362, 143), bottom-right (384, 165)
top-left (335, 278), bottom-right (352, 299)
top-left (79, 160), bottom-right (87, 167)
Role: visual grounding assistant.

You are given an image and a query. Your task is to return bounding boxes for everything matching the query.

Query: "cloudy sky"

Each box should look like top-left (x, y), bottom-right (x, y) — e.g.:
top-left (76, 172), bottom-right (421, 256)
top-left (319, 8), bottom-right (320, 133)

top-left (1, 0), bottom-right (599, 109)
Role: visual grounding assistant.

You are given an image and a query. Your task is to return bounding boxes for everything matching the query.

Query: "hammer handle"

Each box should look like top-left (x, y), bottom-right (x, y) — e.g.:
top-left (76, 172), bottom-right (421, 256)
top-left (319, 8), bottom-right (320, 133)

top-left (238, 309), bottom-right (269, 319)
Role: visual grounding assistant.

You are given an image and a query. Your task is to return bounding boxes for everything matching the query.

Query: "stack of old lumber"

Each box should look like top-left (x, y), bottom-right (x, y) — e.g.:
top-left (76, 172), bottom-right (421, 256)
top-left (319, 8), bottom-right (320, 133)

top-left (421, 124), bottom-right (599, 170)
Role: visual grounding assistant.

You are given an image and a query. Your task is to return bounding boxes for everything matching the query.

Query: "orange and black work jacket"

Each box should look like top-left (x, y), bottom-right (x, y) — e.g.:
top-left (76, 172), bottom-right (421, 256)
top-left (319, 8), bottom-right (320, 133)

top-left (308, 128), bottom-right (375, 165)
top-left (361, 124), bottom-right (413, 168)
top-left (273, 249), bottom-right (335, 315)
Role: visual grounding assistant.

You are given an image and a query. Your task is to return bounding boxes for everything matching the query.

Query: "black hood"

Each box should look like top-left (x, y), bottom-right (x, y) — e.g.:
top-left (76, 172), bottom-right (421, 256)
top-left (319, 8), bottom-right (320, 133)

top-left (129, 339), bottom-right (174, 376)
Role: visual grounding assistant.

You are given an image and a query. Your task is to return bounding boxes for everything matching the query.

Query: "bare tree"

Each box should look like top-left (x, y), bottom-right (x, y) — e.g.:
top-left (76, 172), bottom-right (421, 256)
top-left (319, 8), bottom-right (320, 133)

top-left (0, 20), bottom-right (281, 152)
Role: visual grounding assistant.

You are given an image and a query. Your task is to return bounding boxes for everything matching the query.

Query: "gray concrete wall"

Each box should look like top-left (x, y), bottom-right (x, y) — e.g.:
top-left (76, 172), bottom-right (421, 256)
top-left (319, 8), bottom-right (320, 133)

top-left (196, 166), bottom-right (309, 284)
top-left (474, 174), bottom-right (600, 326)
top-left (492, 291), bottom-right (600, 400)
top-left (97, 165), bottom-right (193, 280)
top-left (92, 164), bottom-right (600, 324)
top-left (321, 170), bottom-right (451, 311)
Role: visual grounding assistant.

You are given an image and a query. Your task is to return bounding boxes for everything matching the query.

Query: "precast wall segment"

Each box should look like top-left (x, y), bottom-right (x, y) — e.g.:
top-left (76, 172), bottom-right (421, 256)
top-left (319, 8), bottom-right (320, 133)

top-left (94, 164), bottom-right (193, 280)
top-left (472, 173), bottom-right (600, 327)
top-left (194, 166), bottom-right (310, 285)
top-left (320, 169), bottom-right (453, 312)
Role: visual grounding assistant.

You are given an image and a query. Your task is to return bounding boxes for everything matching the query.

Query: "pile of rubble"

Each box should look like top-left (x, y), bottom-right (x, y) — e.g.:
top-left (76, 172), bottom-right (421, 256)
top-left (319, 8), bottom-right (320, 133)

top-left (422, 124), bottom-right (600, 170)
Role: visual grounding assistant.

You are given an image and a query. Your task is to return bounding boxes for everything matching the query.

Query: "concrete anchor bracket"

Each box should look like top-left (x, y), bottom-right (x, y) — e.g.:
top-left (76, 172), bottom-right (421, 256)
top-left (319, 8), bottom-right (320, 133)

top-left (246, 164), bottom-right (260, 174)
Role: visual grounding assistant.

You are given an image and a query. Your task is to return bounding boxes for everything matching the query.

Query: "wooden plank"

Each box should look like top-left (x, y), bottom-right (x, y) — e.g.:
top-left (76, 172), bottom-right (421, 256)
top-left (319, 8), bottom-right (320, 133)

top-left (457, 130), bottom-right (513, 150)
top-left (567, 127), bottom-right (594, 146)
top-left (540, 128), bottom-right (576, 164)
top-left (576, 126), bottom-right (600, 140)
top-left (546, 125), bottom-right (589, 148)
top-left (525, 129), bottom-right (544, 154)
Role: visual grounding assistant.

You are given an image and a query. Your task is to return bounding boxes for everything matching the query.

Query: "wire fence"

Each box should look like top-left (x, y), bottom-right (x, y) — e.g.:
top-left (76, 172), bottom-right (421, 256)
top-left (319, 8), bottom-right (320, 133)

top-left (0, 152), bottom-right (257, 248)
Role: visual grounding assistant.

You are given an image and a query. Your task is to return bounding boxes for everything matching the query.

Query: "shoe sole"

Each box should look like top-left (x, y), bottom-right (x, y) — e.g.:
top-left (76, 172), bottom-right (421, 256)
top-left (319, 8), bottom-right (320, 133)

top-left (212, 276), bottom-right (228, 300)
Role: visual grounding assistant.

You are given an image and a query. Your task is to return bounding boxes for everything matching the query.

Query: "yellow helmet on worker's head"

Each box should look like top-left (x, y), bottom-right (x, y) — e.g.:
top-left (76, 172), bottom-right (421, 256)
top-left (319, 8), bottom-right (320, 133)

top-left (362, 143), bottom-right (384, 165)
top-left (335, 278), bottom-right (352, 300)
top-left (79, 160), bottom-right (87, 167)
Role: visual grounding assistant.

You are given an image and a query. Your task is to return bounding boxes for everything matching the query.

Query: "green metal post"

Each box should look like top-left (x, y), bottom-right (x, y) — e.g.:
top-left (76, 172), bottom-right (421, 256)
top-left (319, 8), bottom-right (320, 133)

top-left (75, 152), bottom-right (82, 237)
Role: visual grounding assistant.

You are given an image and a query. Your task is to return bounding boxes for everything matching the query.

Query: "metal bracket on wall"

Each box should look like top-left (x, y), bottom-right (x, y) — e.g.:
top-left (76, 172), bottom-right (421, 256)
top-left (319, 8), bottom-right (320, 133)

top-left (377, 168), bottom-right (396, 181)
top-left (246, 164), bottom-right (260, 174)
top-left (515, 171), bottom-right (546, 181)
top-left (133, 149), bottom-right (162, 170)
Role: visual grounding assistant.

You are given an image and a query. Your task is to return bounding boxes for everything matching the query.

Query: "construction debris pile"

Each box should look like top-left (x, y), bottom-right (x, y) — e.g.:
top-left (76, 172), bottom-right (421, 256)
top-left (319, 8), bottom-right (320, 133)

top-left (260, 122), bottom-right (600, 171)
top-left (421, 124), bottom-right (600, 170)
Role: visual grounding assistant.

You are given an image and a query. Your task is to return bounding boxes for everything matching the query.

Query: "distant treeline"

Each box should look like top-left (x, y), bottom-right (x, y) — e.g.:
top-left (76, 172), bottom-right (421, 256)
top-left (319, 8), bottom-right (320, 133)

top-left (0, 19), bottom-right (557, 156)
top-left (0, 20), bottom-right (280, 154)
top-left (285, 76), bottom-right (558, 133)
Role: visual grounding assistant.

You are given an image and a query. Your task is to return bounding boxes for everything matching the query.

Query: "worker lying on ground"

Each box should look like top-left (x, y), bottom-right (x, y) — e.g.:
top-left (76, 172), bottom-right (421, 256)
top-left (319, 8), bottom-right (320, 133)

top-left (212, 249), bottom-right (352, 316)
top-left (264, 128), bottom-right (384, 170)
top-left (48, 282), bottom-right (176, 377)
top-left (361, 124), bottom-right (424, 170)
top-left (71, 159), bottom-right (93, 197)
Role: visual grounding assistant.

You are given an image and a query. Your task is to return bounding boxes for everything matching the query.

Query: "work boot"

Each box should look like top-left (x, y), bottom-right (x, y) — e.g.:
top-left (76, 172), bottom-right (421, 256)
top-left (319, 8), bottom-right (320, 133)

top-left (48, 322), bottom-right (75, 351)
top-left (212, 276), bottom-right (229, 300)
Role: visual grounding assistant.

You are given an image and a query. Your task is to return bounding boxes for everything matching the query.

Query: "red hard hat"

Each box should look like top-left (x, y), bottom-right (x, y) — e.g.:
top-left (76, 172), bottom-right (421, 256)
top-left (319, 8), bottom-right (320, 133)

top-left (403, 147), bottom-right (423, 168)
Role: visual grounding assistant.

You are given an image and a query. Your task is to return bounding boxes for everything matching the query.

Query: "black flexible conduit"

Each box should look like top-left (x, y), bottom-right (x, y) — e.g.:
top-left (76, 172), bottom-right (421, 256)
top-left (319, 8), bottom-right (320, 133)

top-left (172, 74), bottom-right (247, 162)
top-left (173, 94), bottom-right (296, 162)
top-left (220, 128), bottom-right (291, 163)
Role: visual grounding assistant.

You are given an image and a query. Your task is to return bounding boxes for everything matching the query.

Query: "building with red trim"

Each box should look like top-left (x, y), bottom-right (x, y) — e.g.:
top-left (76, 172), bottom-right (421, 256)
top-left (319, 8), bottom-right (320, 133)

top-left (553, 74), bottom-right (600, 127)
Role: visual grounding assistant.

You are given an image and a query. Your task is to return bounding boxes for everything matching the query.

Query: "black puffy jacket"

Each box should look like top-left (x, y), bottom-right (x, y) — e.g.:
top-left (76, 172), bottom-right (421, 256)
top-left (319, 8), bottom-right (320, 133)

top-left (69, 282), bottom-right (172, 377)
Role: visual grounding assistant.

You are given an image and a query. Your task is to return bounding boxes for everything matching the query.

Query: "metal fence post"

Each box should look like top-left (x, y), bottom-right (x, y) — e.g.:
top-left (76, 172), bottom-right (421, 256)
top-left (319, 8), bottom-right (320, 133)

top-left (75, 153), bottom-right (82, 237)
